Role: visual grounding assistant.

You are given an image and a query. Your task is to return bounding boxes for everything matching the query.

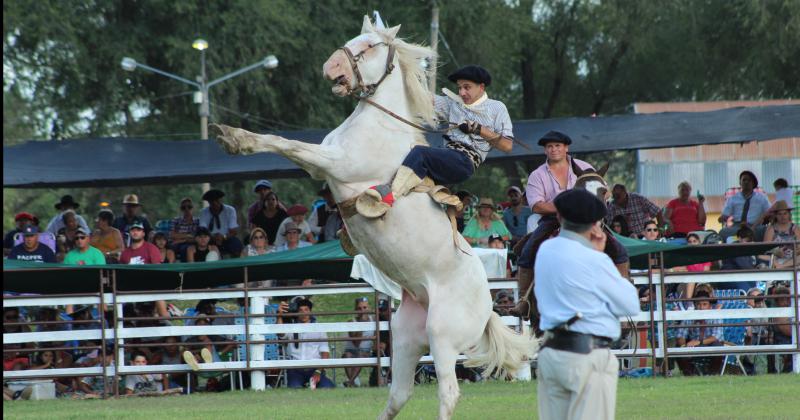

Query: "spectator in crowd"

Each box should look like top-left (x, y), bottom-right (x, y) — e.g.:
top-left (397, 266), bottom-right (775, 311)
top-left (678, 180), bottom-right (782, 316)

top-left (370, 298), bottom-right (392, 386)
top-left (487, 233), bottom-right (513, 277)
top-left (719, 171), bottom-right (771, 241)
top-left (90, 209), bottom-right (124, 263)
top-left (463, 198), bottom-right (510, 247)
top-left (169, 197), bottom-right (200, 259)
top-left (277, 298), bottom-right (335, 389)
top-left (492, 290), bottom-right (515, 316)
top-left (119, 222), bottom-right (169, 318)
top-left (342, 297), bottom-right (375, 387)
top-left (606, 184), bottom-right (663, 236)
top-left (242, 227), bottom-right (273, 257)
top-left (56, 210), bottom-right (82, 257)
top-left (678, 289), bottom-right (723, 375)
top-left (75, 347), bottom-right (115, 396)
top-left (772, 178), bottom-right (793, 212)
top-left (742, 287), bottom-right (768, 375)
top-left (664, 181), bottom-right (706, 237)
top-left (113, 194), bottom-right (153, 242)
top-left (308, 183), bottom-right (342, 243)
top-left (125, 353), bottom-right (167, 395)
top-left (610, 215), bottom-right (631, 238)
top-left (199, 189), bottom-right (243, 258)
top-left (641, 220), bottom-right (661, 241)
top-left (502, 186), bottom-right (532, 247)
top-left (4, 212), bottom-right (36, 256)
top-left (454, 190), bottom-right (474, 233)
top-left (45, 195), bottom-right (90, 235)
top-left (186, 227), bottom-right (221, 262)
top-left (8, 225), bottom-right (56, 263)
top-left (247, 180), bottom-right (288, 226)
top-left (3, 342), bottom-right (30, 372)
top-left (719, 227), bottom-right (757, 291)
top-left (762, 201), bottom-right (799, 268)
top-left (275, 223), bottom-right (312, 252)
top-left (250, 191), bottom-right (288, 245)
top-left (63, 227), bottom-right (105, 266)
top-left (152, 232), bottom-right (176, 264)
top-left (275, 205), bottom-right (316, 247)
top-left (767, 286), bottom-right (793, 373)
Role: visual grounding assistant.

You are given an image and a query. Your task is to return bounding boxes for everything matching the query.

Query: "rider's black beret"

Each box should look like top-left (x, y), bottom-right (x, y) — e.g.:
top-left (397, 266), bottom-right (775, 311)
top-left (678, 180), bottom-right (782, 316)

top-left (554, 189), bottom-right (607, 224)
top-left (537, 130), bottom-right (573, 146)
top-left (447, 65), bottom-right (491, 87)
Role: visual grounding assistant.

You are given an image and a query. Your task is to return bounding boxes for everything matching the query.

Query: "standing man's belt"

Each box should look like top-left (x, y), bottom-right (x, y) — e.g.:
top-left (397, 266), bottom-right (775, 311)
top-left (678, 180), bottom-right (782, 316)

top-left (542, 330), bottom-right (612, 354)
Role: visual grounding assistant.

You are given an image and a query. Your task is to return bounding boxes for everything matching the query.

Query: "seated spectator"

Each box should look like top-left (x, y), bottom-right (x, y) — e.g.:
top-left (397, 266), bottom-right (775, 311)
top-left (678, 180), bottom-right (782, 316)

top-left (90, 209), bottom-right (124, 263)
top-left (186, 227), bottom-right (221, 262)
top-left (771, 178), bottom-right (793, 216)
top-left (45, 195), bottom-right (90, 235)
top-left (119, 222), bottom-right (162, 265)
top-left (199, 189), bottom-right (243, 258)
top-left (75, 348), bottom-right (115, 396)
top-left (182, 318), bottom-right (230, 391)
top-left (8, 225), bottom-right (56, 263)
top-left (718, 227), bottom-right (757, 292)
top-left (125, 352), bottom-right (167, 394)
top-left (277, 298), bottom-right (335, 389)
top-left (678, 290), bottom-right (723, 375)
top-left (502, 186), bottom-right (532, 248)
top-left (719, 171), bottom-right (771, 241)
top-left (664, 181), bottom-right (706, 237)
top-left (463, 198), bottom-right (510, 247)
top-left (169, 197), bottom-right (200, 259)
top-left (641, 220), bottom-right (661, 241)
top-left (241, 228), bottom-right (273, 257)
top-left (152, 232), bottom-right (176, 263)
top-left (251, 191), bottom-right (289, 245)
top-left (767, 286), bottom-right (793, 373)
top-left (493, 290), bottom-right (515, 316)
top-left (606, 184), bottom-right (662, 237)
top-left (762, 201), bottom-right (799, 268)
top-left (742, 287), bottom-right (768, 374)
top-left (4, 212), bottom-right (36, 256)
top-left (454, 190), bottom-right (474, 233)
top-left (275, 205), bottom-right (316, 247)
top-left (247, 180), bottom-right (287, 228)
top-left (56, 210), bottom-right (82, 257)
top-left (487, 234), bottom-right (513, 277)
top-left (113, 194), bottom-right (153, 244)
top-left (342, 297), bottom-right (375, 387)
top-left (275, 223), bottom-right (312, 252)
top-left (3, 343), bottom-right (30, 372)
top-left (308, 184), bottom-right (342, 243)
top-left (610, 215), bottom-right (631, 238)
top-left (64, 227), bottom-right (106, 266)
top-left (30, 348), bottom-right (74, 396)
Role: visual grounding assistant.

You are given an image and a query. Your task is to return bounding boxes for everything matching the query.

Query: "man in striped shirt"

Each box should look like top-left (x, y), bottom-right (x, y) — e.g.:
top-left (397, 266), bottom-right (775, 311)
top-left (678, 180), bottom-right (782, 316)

top-left (360, 65), bottom-right (514, 217)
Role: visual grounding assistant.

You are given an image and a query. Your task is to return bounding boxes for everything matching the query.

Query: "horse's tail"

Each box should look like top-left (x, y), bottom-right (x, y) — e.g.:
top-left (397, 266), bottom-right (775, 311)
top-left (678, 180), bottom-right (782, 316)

top-left (463, 312), bottom-right (537, 378)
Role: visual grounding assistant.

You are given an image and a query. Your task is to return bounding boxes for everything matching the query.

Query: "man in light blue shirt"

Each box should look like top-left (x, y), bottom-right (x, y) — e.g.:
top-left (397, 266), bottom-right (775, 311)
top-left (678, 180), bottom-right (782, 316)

top-left (719, 170), bottom-right (770, 241)
top-left (535, 188), bottom-right (639, 420)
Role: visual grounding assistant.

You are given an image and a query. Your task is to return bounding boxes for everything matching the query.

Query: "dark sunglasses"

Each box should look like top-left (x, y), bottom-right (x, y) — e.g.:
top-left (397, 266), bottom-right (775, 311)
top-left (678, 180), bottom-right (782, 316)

top-left (645, 228), bottom-right (659, 232)
top-left (75, 236), bottom-right (88, 240)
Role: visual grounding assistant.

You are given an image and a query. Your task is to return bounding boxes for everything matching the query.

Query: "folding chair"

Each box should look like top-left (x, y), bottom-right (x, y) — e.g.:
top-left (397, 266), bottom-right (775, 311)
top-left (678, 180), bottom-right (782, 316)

top-left (717, 289), bottom-right (748, 375)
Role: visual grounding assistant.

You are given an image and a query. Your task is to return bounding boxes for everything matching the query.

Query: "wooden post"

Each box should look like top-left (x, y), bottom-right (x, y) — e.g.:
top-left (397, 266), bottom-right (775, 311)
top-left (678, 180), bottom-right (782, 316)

top-left (428, 0), bottom-right (439, 93)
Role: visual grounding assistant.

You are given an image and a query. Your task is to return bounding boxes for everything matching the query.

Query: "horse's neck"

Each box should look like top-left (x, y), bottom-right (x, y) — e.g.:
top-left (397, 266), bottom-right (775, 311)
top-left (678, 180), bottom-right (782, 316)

top-left (350, 73), bottom-right (413, 130)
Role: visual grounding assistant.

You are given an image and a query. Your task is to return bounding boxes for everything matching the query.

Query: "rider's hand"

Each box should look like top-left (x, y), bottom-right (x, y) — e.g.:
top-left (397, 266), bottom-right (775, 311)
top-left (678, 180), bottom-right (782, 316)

top-left (458, 120), bottom-right (482, 135)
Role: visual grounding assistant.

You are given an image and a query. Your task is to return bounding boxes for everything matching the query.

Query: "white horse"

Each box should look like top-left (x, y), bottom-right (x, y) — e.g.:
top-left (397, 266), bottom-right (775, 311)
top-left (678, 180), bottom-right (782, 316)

top-left (214, 15), bottom-right (532, 419)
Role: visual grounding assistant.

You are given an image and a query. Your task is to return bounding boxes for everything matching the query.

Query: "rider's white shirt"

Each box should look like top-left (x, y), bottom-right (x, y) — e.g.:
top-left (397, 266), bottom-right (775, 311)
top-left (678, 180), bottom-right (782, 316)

top-left (534, 230), bottom-right (639, 340)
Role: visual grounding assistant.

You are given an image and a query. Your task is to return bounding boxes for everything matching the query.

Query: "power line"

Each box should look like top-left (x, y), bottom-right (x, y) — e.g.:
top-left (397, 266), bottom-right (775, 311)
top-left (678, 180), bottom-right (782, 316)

top-left (437, 29), bottom-right (460, 68)
top-left (210, 102), bottom-right (317, 131)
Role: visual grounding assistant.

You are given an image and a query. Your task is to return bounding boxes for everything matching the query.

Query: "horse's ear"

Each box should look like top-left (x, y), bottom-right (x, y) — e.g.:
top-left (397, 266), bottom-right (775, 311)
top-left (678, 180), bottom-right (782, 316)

top-left (597, 162), bottom-right (610, 177)
top-left (570, 157), bottom-right (584, 177)
top-left (373, 11), bottom-right (386, 30)
top-left (361, 15), bottom-right (374, 34)
top-left (385, 24), bottom-right (401, 40)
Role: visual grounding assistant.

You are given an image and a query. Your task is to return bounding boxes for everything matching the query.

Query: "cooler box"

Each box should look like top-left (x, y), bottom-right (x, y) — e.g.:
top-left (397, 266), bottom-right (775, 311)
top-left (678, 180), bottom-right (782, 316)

top-left (7, 380), bottom-right (56, 400)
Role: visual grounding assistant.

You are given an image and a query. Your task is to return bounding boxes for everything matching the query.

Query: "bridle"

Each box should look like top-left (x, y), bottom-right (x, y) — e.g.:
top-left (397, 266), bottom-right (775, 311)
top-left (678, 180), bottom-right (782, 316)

top-left (338, 41), bottom-right (396, 99)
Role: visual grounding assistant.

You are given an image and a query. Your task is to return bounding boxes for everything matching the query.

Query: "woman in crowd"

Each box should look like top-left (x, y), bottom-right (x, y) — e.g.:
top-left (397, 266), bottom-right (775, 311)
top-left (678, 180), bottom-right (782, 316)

top-left (251, 192), bottom-right (288, 245)
top-left (462, 198), bottom-right (510, 247)
top-left (664, 181), bottom-right (706, 238)
top-left (91, 209), bottom-right (124, 263)
top-left (241, 227), bottom-right (273, 257)
top-left (56, 210), bottom-right (81, 258)
top-left (186, 227), bottom-right (221, 262)
top-left (152, 232), bottom-right (175, 264)
top-left (762, 201), bottom-right (799, 268)
top-left (610, 215), bottom-right (631, 238)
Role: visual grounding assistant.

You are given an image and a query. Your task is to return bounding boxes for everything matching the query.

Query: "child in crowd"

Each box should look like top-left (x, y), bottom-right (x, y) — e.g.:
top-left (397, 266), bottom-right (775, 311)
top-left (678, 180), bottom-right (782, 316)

top-left (125, 352), bottom-right (167, 394)
top-left (274, 205), bottom-right (316, 247)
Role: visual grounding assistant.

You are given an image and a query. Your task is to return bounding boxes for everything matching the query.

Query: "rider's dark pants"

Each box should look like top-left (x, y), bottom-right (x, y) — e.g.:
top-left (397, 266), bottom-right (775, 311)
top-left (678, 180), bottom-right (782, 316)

top-left (402, 146), bottom-right (474, 185)
top-left (517, 215), bottom-right (559, 269)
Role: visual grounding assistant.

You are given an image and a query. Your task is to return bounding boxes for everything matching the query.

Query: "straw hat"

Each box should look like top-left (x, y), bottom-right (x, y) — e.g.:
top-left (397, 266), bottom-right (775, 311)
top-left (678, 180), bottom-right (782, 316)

top-left (772, 200), bottom-right (793, 212)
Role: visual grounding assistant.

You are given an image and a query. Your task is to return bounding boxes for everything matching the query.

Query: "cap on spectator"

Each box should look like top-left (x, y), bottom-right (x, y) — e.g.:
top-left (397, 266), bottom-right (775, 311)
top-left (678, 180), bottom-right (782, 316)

top-left (14, 212), bottom-right (35, 222)
top-left (537, 130), bottom-right (572, 146)
top-left (554, 189), bottom-right (607, 224)
top-left (317, 183), bottom-right (331, 195)
top-left (283, 222), bottom-right (302, 235)
top-left (128, 221), bottom-right (145, 231)
top-left (447, 65), bottom-right (491, 86)
top-left (122, 194), bottom-right (141, 206)
top-left (477, 197), bottom-right (496, 209)
top-left (202, 189), bottom-right (225, 202)
top-left (55, 195), bottom-right (80, 210)
top-left (287, 204), bottom-right (308, 216)
top-left (196, 226), bottom-right (211, 237)
top-left (76, 226), bottom-right (91, 236)
top-left (488, 233), bottom-right (503, 244)
top-left (506, 186), bottom-right (523, 196)
top-left (22, 225), bottom-right (40, 235)
top-left (253, 180), bottom-right (273, 192)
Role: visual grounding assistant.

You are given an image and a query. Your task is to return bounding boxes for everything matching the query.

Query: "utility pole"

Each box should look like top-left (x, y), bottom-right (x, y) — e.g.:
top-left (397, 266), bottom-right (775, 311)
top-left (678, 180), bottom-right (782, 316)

top-left (429, 0), bottom-right (439, 93)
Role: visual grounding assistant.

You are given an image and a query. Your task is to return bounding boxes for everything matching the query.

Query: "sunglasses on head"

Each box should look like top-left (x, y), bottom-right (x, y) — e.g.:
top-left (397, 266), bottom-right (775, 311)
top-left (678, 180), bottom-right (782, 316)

top-left (356, 297), bottom-right (369, 303)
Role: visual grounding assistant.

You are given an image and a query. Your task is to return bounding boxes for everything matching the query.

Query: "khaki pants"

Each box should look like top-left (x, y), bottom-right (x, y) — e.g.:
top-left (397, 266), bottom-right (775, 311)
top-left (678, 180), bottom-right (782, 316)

top-left (537, 347), bottom-right (619, 420)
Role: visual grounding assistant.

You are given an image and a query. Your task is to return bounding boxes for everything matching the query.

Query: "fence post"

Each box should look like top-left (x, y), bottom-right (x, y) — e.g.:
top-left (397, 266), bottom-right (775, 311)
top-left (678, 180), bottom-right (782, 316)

top-left (249, 266), bottom-right (266, 390)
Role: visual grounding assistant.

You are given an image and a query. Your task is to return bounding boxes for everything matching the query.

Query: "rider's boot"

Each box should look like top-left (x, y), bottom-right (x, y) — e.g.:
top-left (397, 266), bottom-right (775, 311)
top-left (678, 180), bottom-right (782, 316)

top-left (356, 165), bottom-right (423, 218)
top-left (509, 267), bottom-right (534, 321)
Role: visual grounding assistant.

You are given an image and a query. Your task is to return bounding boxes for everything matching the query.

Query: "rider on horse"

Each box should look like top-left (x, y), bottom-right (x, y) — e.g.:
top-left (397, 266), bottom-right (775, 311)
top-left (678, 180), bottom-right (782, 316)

top-left (359, 65), bottom-right (515, 217)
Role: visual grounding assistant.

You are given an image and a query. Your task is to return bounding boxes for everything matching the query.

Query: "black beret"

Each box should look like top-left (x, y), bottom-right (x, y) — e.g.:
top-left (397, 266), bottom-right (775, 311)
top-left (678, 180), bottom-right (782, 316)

top-left (537, 130), bottom-right (572, 146)
top-left (202, 189), bottom-right (225, 201)
top-left (447, 65), bottom-right (491, 86)
top-left (554, 189), bottom-right (607, 224)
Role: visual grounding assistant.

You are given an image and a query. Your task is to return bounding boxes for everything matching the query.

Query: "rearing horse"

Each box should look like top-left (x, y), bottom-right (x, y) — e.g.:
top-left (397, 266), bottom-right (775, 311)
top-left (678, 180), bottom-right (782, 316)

top-left (213, 15), bottom-right (532, 420)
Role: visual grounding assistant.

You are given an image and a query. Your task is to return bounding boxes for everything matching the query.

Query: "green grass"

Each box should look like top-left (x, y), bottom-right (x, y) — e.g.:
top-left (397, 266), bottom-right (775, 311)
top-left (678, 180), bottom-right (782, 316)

top-left (5, 375), bottom-right (798, 419)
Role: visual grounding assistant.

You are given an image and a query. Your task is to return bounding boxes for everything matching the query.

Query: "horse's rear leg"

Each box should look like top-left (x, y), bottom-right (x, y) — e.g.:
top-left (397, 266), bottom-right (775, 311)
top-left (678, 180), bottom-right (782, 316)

top-left (379, 291), bottom-right (428, 420)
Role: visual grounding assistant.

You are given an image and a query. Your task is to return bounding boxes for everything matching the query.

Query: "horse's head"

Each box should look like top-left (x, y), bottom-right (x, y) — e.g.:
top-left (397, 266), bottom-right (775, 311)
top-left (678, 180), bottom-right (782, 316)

top-left (573, 159), bottom-right (610, 201)
top-left (323, 15), bottom-right (400, 98)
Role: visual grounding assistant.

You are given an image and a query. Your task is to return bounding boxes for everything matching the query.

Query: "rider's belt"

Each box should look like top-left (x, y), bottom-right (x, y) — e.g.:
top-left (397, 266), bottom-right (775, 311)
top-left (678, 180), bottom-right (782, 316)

top-left (542, 330), bottom-right (612, 355)
top-left (444, 137), bottom-right (482, 170)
